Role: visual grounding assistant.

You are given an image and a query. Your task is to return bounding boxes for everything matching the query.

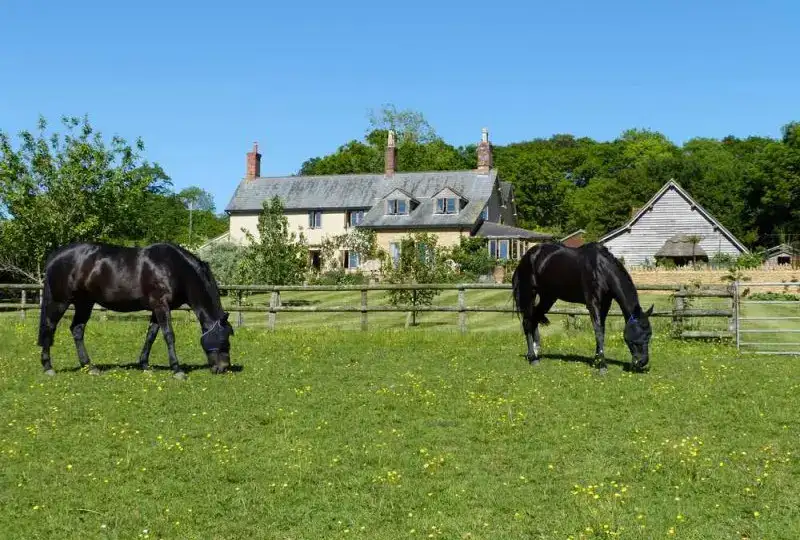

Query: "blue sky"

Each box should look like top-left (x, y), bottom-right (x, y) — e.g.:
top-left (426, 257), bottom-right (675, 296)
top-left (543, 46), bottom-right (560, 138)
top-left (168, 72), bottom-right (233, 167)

top-left (2, 0), bottom-right (798, 213)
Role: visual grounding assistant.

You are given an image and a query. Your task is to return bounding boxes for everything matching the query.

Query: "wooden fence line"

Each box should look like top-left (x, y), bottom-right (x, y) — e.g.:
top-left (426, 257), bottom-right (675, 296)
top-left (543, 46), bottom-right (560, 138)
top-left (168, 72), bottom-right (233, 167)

top-left (0, 282), bottom-right (734, 338)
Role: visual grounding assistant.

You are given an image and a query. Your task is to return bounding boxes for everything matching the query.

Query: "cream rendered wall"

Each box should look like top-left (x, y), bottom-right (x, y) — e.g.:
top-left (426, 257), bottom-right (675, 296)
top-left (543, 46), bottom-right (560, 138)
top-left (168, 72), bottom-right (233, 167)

top-left (375, 229), bottom-right (469, 255)
top-left (229, 210), bottom-right (351, 247)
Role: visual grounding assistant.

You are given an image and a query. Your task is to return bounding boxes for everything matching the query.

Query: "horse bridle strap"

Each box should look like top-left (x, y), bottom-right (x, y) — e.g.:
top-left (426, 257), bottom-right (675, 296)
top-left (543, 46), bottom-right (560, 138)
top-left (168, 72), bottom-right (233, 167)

top-left (201, 319), bottom-right (221, 338)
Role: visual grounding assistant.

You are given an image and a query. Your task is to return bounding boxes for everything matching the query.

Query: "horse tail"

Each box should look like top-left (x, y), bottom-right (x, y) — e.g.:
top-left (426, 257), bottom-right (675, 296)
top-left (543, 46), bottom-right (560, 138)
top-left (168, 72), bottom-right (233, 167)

top-left (511, 245), bottom-right (550, 326)
top-left (512, 248), bottom-right (537, 322)
top-left (37, 273), bottom-right (52, 347)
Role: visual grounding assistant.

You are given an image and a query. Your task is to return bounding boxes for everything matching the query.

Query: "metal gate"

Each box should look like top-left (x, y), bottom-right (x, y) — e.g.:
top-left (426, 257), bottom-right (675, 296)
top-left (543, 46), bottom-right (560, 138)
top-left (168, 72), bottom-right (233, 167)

top-left (735, 281), bottom-right (800, 356)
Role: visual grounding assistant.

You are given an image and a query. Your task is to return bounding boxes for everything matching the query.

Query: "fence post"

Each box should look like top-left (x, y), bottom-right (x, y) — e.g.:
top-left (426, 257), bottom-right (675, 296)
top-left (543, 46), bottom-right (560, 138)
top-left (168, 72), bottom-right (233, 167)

top-left (236, 290), bottom-right (244, 328)
top-left (20, 289), bottom-right (26, 319)
top-left (733, 280), bottom-right (740, 350)
top-left (269, 290), bottom-right (279, 331)
top-left (672, 285), bottom-right (685, 335)
top-left (361, 289), bottom-right (368, 331)
top-left (458, 286), bottom-right (466, 333)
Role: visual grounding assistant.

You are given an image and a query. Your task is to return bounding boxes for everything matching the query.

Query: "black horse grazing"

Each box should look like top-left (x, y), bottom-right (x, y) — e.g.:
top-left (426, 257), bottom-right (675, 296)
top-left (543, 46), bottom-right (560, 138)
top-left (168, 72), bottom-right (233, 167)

top-left (512, 242), bottom-right (653, 373)
top-left (38, 242), bottom-right (234, 379)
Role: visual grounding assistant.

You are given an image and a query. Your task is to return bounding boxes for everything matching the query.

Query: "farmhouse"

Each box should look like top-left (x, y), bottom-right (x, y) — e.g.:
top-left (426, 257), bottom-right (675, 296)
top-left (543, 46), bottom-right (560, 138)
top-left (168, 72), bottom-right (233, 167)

top-left (223, 129), bottom-right (552, 269)
top-left (598, 180), bottom-right (749, 267)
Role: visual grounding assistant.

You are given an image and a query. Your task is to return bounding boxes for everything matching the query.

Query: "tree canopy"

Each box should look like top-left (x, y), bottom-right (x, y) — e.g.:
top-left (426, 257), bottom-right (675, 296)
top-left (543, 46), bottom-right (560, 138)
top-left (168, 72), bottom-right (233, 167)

top-left (0, 115), bottom-right (227, 279)
top-left (299, 106), bottom-right (800, 248)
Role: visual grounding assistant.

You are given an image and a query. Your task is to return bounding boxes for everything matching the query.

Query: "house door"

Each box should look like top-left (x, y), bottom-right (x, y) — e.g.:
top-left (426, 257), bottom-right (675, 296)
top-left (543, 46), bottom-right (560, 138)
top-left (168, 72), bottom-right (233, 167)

top-left (309, 250), bottom-right (321, 271)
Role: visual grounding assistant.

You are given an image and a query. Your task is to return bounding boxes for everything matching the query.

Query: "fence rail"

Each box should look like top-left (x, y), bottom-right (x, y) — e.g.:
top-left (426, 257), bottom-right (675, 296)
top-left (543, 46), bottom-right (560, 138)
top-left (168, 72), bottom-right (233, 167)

top-left (0, 282), bottom-right (734, 337)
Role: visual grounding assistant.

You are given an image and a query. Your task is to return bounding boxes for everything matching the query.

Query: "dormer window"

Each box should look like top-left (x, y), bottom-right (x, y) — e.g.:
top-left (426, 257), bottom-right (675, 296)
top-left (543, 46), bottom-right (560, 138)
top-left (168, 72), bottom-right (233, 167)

top-left (387, 198), bottom-right (408, 215)
top-left (435, 197), bottom-right (458, 214)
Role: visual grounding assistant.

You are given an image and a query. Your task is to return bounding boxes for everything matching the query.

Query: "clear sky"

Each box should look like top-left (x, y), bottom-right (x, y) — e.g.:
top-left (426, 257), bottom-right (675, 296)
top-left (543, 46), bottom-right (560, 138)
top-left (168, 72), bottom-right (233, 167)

top-left (2, 0), bottom-right (798, 213)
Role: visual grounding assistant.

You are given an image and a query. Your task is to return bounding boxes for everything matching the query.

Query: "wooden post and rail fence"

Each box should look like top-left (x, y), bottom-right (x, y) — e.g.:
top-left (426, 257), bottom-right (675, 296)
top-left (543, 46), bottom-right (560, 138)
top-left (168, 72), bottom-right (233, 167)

top-left (0, 282), bottom-right (735, 339)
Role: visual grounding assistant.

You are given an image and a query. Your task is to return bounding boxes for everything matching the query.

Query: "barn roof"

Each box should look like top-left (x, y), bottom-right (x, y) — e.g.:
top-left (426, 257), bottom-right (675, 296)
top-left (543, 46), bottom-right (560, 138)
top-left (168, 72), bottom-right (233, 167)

top-left (598, 180), bottom-right (749, 253)
top-left (655, 234), bottom-right (709, 258)
top-left (765, 243), bottom-right (799, 256)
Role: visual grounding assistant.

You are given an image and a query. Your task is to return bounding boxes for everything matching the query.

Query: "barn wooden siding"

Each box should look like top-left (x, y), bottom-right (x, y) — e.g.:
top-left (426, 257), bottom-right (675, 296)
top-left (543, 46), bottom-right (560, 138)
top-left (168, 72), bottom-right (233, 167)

top-left (602, 187), bottom-right (745, 267)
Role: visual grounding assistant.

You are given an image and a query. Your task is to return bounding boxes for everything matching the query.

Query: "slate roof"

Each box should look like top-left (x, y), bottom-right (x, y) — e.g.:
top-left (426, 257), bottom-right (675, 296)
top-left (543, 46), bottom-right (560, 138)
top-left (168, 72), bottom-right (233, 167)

top-left (360, 170), bottom-right (497, 229)
top-left (226, 169), bottom-right (505, 230)
top-left (225, 173), bottom-right (383, 211)
top-left (475, 221), bottom-right (554, 240)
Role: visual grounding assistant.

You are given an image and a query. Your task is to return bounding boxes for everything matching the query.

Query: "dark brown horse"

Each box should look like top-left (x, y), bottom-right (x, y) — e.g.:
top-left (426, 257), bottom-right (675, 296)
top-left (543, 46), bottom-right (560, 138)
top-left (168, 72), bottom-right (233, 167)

top-left (38, 242), bottom-right (234, 379)
top-left (512, 242), bottom-right (653, 373)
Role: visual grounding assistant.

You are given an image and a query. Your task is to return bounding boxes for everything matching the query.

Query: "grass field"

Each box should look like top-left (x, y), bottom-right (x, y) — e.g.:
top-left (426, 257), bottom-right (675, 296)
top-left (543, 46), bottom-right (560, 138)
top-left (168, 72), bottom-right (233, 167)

top-left (1, 317), bottom-right (798, 539)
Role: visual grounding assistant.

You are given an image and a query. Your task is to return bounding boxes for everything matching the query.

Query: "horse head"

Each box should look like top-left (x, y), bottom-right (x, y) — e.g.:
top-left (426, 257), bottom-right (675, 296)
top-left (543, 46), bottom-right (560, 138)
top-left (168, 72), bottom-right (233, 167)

top-left (624, 304), bottom-right (653, 371)
top-left (200, 312), bottom-right (235, 373)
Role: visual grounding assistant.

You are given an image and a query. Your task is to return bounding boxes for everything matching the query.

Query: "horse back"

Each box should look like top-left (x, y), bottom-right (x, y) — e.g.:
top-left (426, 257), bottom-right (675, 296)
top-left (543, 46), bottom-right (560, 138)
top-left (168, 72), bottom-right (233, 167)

top-left (522, 242), bottom-right (594, 303)
top-left (44, 242), bottom-right (188, 310)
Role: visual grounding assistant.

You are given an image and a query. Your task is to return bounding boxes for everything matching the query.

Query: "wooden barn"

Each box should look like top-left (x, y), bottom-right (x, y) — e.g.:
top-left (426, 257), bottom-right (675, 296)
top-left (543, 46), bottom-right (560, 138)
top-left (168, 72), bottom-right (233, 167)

top-left (598, 180), bottom-right (749, 267)
top-left (764, 244), bottom-right (800, 268)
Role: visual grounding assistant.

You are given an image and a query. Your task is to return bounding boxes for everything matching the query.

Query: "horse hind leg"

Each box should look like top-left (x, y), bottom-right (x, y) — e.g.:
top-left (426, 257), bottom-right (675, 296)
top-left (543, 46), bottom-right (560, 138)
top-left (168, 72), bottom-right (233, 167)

top-left (137, 313), bottom-right (160, 371)
top-left (39, 301), bottom-right (69, 376)
top-left (70, 301), bottom-right (99, 375)
top-left (524, 295), bottom-right (556, 365)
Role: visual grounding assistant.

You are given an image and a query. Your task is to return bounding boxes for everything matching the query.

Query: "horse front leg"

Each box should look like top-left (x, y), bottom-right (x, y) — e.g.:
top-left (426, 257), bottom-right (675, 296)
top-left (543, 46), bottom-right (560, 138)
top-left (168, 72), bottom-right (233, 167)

top-left (587, 301), bottom-right (609, 374)
top-left (153, 308), bottom-right (186, 380)
top-left (138, 313), bottom-right (160, 371)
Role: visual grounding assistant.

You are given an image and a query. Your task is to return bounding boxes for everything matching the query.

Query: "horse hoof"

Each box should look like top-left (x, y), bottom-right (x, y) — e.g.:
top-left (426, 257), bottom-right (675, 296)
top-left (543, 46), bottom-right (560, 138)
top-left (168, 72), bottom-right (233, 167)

top-left (597, 367), bottom-right (608, 376)
top-left (173, 371), bottom-right (188, 380)
top-left (88, 367), bottom-right (101, 376)
top-left (528, 358), bottom-right (540, 366)
top-left (44, 369), bottom-right (56, 377)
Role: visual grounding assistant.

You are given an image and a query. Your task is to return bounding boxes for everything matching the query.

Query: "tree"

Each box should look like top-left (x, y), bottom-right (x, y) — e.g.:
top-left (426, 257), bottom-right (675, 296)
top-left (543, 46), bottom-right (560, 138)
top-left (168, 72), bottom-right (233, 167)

top-left (0, 115), bottom-right (170, 278)
top-left (237, 196), bottom-right (308, 285)
top-left (381, 232), bottom-right (455, 326)
top-left (178, 186), bottom-right (216, 212)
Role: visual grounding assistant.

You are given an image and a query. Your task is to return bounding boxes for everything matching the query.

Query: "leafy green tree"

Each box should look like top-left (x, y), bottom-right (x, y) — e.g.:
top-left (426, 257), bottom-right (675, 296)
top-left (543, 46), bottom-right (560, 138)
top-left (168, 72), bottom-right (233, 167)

top-left (449, 236), bottom-right (495, 278)
top-left (237, 196), bottom-right (308, 285)
top-left (178, 186), bottom-right (216, 212)
top-left (382, 232), bottom-right (455, 326)
top-left (0, 115), bottom-right (170, 278)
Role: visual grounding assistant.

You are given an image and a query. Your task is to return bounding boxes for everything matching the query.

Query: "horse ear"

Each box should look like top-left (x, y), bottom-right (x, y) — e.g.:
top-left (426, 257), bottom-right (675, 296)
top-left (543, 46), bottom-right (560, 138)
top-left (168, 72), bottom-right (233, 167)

top-left (645, 304), bottom-right (654, 317)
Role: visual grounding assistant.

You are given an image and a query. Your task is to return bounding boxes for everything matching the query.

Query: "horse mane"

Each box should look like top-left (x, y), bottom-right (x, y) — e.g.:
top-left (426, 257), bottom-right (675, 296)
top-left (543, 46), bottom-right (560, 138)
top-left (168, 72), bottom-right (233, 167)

top-left (590, 243), bottom-right (640, 310)
top-left (167, 244), bottom-right (224, 314)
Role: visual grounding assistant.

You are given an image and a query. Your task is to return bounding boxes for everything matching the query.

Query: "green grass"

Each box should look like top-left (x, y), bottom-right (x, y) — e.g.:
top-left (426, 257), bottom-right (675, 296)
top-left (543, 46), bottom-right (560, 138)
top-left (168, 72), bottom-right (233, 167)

top-left (1, 319), bottom-right (799, 539)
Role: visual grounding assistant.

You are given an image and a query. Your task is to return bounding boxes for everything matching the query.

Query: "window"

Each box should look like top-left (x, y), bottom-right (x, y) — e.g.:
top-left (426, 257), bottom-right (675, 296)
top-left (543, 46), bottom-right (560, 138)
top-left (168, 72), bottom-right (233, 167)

top-left (480, 206), bottom-right (489, 220)
top-left (308, 210), bottom-right (322, 229)
top-left (435, 197), bottom-right (458, 214)
top-left (347, 210), bottom-right (364, 227)
top-left (389, 242), bottom-right (401, 266)
top-left (488, 239), bottom-right (510, 260)
top-left (344, 250), bottom-right (360, 269)
top-left (387, 199), bottom-right (408, 215)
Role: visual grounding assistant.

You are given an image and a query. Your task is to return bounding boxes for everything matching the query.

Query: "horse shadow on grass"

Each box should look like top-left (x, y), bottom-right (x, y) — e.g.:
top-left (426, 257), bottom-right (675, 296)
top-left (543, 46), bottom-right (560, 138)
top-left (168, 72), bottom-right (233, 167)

top-left (521, 353), bottom-right (645, 373)
top-left (60, 362), bottom-right (244, 374)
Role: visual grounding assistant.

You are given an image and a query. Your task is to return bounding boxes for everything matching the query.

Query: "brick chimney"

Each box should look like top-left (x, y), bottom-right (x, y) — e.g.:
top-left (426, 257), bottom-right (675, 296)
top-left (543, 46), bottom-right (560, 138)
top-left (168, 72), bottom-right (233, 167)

top-left (246, 141), bottom-right (261, 180)
top-left (477, 128), bottom-right (493, 173)
top-left (385, 129), bottom-right (397, 176)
